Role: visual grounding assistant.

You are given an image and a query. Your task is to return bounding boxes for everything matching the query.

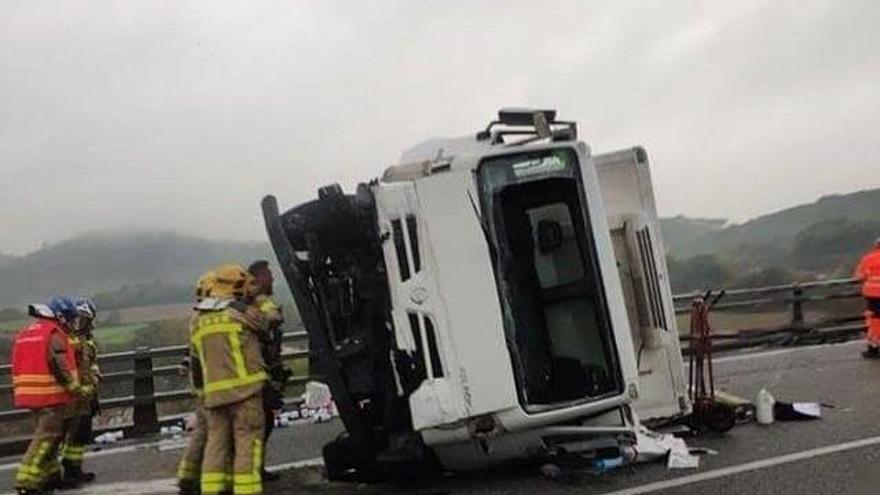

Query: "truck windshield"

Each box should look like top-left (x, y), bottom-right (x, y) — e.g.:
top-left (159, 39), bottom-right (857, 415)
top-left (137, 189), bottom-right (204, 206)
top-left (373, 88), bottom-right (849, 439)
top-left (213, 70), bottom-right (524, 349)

top-left (478, 148), bottom-right (621, 410)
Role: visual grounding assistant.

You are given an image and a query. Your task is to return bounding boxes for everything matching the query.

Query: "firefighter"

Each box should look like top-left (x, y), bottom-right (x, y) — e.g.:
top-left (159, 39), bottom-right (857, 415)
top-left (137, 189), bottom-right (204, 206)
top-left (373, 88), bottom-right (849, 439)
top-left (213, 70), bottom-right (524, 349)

top-left (247, 260), bottom-right (290, 483)
top-left (12, 296), bottom-right (91, 495)
top-left (177, 271), bottom-right (216, 495)
top-left (58, 297), bottom-right (101, 487)
top-left (856, 238), bottom-right (880, 358)
top-left (191, 264), bottom-right (268, 495)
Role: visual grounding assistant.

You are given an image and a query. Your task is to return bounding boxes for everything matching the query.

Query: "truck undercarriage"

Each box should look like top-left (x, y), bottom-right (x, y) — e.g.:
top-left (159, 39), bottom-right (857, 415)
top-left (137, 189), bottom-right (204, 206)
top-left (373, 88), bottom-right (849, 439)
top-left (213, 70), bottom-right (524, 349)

top-left (262, 186), bottom-right (434, 481)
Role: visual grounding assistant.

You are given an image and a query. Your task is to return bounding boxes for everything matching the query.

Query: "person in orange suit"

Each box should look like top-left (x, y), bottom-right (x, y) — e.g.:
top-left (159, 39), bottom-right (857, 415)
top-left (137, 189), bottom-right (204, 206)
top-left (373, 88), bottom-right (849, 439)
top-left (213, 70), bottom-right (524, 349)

top-left (855, 238), bottom-right (880, 358)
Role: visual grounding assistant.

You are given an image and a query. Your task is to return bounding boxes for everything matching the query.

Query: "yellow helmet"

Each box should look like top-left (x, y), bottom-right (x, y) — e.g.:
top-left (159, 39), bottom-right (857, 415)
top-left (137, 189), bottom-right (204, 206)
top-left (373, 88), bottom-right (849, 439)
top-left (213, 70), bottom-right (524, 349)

top-left (195, 270), bottom-right (216, 301)
top-left (211, 263), bottom-right (256, 300)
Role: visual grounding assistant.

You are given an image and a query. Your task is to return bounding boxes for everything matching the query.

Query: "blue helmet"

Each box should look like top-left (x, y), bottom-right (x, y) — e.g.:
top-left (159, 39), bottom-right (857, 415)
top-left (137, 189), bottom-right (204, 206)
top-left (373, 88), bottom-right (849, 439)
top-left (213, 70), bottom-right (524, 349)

top-left (46, 295), bottom-right (77, 322)
top-left (73, 297), bottom-right (97, 321)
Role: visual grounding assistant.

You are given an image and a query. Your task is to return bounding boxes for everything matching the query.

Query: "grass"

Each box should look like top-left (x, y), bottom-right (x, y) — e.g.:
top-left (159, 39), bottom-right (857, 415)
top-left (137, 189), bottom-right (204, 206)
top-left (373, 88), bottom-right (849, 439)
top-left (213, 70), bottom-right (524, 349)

top-left (94, 323), bottom-right (150, 347)
top-left (0, 319), bottom-right (29, 333)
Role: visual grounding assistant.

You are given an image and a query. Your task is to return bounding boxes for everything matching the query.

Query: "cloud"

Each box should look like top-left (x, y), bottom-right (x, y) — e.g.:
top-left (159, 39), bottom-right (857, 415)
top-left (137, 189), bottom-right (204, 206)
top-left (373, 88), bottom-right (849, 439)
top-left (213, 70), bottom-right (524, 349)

top-left (1, 0), bottom-right (878, 254)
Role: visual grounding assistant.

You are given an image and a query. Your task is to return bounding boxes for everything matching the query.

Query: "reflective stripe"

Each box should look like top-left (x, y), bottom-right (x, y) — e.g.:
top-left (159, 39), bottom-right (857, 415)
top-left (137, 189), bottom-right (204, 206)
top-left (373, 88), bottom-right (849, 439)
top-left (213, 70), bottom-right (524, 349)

top-left (13, 374), bottom-right (59, 384)
top-left (15, 385), bottom-right (68, 395)
top-left (228, 328), bottom-right (249, 378)
top-left (177, 460), bottom-right (199, 480)
top-left (203, 371), bottom-right (268, 395)
top-left (191, 322), bottom-right (242, 342)
top-left (259, 299), bottom-right (279, 313)
top-left (17, 441), bottom-right (51, 488)
top-left (61, 443), bottom-right (85, 461)
top-left (192, 310), bottom-right (266, 399)
top-left (201, 471), bottom-right (232, 494)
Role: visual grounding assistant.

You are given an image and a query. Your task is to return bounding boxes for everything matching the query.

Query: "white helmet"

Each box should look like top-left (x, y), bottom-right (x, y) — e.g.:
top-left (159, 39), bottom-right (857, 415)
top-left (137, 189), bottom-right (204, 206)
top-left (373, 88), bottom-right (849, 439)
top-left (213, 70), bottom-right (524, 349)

top-left (74, 297), bottom-right (97, 321)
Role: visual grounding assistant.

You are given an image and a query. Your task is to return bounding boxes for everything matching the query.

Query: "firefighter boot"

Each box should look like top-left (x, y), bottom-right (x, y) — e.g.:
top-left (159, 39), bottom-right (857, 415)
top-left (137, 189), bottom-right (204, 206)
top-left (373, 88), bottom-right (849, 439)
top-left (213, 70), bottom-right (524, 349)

top-left (61, 460), bottom-right (95, 486)
top-left (261, 469), bottom-right (281, 483)
top-left (178, 478), bottom-right (201, 495)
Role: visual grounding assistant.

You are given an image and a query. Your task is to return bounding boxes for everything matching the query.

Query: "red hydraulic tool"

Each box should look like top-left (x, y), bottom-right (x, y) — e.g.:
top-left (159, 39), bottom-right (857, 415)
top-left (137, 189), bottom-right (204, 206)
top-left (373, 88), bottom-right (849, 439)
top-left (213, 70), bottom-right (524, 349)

top-left (687, 290), bottom-right (736, 433)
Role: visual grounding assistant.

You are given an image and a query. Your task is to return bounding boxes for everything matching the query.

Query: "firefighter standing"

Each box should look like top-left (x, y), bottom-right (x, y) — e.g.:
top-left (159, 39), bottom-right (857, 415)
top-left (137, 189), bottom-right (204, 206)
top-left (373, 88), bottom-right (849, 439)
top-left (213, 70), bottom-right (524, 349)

top-left (12, 296), bottom-right (91, 495)
top-left (247, 260), bottom-right (290, 484)
top-left (856, 238), bottom-right (880, 358)
top-left (58, 297), bottom-right (101, 487)
top-left (190, 264), bottom-right (268, 495)
top-left (177, 271), bottom-right (216, 495)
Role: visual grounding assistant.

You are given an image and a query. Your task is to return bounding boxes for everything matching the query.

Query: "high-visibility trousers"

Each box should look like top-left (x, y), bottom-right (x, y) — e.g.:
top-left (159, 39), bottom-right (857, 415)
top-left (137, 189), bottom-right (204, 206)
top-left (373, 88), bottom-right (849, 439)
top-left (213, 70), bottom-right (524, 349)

top-left (201, 393), bottom-right (264, 495)
top-left (16, 404), bottom-right (75, 490)
top-left (177, 403), bottom-right (208, 484)
top-left (59, 412), bottom-right (93, 470)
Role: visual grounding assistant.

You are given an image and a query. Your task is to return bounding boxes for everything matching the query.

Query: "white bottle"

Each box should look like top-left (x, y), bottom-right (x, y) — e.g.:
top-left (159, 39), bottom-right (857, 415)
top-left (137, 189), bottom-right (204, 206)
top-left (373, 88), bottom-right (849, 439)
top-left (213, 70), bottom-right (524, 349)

top-left (756, 388), bottom-right (775, 425)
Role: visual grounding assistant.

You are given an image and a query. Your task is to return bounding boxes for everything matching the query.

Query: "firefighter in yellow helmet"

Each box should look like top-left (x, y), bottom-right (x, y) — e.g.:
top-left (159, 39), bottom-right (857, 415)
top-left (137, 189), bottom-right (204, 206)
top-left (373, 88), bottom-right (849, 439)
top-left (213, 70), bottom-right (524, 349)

top-left (190, 264), bottom-right (268, 495)
top-left (177, 271), bottom-right (216, 495)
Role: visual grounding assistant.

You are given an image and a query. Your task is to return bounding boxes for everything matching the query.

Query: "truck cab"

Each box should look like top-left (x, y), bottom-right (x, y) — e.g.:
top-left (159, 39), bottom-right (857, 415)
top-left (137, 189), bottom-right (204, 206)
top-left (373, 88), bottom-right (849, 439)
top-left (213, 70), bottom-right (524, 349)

top-left (262, 109), bottom-right (688, 480)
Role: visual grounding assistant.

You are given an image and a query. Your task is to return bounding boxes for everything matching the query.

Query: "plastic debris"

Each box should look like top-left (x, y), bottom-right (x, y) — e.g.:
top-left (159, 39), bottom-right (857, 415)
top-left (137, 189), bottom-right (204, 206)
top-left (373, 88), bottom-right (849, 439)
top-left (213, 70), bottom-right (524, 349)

top-left (593, 456), bottom-right (625, 473)
top-left (160, 425), bottom-right (184, 436)
top-left (94, 430), bottom-right (124, 444)
top-left (303, 381), bottom-right (333, 409)
top-left (756, 388), bottom-right (775, 425)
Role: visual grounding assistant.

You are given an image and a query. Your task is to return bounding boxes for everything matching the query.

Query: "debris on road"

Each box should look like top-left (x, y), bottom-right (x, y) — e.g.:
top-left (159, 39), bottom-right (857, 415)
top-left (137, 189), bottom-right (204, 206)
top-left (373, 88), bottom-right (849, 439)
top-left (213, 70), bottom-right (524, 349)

top-left (756, 388), bottom-right (776, 425)
top-left (94, 431), bottom-right (124, 445)
top-left (774, 401), bottom-right (822, 421)
top-left (687, 291), bottom-right (737, 434)
top-left (634, 426), bottom-right (701, 470)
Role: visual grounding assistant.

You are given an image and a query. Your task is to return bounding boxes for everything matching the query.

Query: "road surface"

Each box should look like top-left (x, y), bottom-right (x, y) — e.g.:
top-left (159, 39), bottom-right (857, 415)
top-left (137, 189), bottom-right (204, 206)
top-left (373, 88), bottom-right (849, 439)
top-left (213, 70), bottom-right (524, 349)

top-left (1, 339), bottom-right (878, 494)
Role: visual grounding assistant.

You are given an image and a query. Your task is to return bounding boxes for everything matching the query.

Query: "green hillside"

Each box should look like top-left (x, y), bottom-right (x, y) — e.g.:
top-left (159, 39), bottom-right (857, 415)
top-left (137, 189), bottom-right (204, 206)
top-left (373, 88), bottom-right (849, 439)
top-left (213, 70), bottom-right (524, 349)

top-left (661, 188), bottom-right (880, 291)
top-left (0, 230), bottom-right (273, 310)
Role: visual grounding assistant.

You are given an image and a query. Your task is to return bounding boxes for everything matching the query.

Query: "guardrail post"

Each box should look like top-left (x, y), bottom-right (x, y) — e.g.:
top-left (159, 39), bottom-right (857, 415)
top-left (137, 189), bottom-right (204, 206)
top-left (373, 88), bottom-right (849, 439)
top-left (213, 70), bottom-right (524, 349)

top-left (791, 284), bottom-right (805, 331)
top-left (131, 346), bottom-right (159, 436)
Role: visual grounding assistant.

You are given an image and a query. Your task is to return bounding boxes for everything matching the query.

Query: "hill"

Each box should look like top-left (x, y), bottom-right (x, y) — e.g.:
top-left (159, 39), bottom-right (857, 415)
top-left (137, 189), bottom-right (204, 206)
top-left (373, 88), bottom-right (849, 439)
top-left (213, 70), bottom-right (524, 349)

top-left (0, 230), bottom-right (273, 310)
top-left (667, 189), bottom-right (880, 261)
top-left (661, 188), bottom-right (880, 291)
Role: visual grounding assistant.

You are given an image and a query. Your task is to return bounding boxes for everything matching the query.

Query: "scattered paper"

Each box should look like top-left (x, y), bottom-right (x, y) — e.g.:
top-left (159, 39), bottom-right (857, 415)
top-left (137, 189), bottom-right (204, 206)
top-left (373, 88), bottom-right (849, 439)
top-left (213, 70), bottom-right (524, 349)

top-left (792, 402), bottom-right (821, 418)
top-left (668, 447), bottom-right (700, 469)
top-left (634, 426), bottom-right (701, 469)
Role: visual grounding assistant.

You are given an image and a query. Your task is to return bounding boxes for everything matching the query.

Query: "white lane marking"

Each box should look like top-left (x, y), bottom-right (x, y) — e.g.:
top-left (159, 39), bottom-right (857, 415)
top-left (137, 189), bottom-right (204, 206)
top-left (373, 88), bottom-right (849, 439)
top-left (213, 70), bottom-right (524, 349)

top-left (0, 457), bottom-right (324, 495)
top-left (598, 434), bottom-right (880, 495)
top-left (702, 339), bottom-right (861, 365)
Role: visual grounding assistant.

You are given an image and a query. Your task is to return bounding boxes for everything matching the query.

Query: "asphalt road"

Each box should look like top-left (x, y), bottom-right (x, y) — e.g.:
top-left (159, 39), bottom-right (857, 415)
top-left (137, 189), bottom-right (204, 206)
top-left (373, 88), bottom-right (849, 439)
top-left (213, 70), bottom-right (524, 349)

top-left (2, 339), bottom-right (879, 494)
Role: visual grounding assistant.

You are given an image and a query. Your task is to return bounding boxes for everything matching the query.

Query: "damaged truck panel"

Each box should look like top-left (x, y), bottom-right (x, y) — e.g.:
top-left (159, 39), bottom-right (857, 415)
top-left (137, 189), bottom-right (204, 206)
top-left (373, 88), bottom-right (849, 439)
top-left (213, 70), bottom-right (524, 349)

top-left (373, 179), bottom-right (497, 430)
top-left (595, 147), bottom-right (690, 420)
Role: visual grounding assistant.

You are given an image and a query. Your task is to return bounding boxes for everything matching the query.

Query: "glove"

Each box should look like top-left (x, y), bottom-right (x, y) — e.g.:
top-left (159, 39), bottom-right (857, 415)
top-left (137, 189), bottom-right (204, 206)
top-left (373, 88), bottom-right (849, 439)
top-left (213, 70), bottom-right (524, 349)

top-left (73, 384), bottom-right (95, 397)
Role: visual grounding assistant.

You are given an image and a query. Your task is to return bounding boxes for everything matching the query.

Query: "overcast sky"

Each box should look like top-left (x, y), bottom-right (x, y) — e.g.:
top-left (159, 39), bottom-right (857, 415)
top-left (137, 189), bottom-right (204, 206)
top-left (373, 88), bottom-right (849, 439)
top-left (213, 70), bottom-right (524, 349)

top-left (1, 0), bottom-right (878, 255)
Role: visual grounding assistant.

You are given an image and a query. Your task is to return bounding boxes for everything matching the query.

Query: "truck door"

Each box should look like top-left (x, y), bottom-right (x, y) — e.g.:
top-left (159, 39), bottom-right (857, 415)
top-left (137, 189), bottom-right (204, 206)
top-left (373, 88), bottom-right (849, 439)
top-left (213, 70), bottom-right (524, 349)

top-left (595, 147), bottom-right (690, 420)
top-left (373, 181), bottom-right (476, 431)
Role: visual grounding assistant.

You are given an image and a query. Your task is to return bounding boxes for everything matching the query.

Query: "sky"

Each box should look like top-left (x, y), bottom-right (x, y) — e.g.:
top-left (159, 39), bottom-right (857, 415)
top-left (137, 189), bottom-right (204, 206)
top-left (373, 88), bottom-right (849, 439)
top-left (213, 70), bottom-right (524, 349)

top-left (1, 0), bottom-right (878, 255)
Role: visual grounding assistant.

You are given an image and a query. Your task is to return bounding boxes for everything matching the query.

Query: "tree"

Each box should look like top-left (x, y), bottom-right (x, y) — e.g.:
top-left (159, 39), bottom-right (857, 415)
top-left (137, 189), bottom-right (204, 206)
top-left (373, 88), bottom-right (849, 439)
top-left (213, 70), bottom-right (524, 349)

top-left (790, 218), bottom-right (880, 272)
top-left (667, 254), bottom-right (733, 292)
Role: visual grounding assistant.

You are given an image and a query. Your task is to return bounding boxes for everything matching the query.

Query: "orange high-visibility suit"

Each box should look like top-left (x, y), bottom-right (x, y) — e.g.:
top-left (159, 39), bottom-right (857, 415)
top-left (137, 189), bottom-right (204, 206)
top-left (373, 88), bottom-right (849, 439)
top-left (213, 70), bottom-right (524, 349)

top-left (855, 247), bottom-right (880, 347)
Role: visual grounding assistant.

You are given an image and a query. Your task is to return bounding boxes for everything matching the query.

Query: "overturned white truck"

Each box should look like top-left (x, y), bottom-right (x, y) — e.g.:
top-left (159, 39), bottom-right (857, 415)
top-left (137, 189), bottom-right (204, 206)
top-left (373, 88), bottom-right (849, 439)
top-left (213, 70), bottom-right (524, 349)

top-left (262, 109), bottom-right (690, 481)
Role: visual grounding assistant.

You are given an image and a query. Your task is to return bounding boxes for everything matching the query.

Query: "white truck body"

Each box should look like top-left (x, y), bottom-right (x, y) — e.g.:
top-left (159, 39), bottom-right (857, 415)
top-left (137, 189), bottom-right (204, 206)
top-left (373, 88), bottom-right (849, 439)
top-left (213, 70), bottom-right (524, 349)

top-left (263, 109), bottom-right (689, 479)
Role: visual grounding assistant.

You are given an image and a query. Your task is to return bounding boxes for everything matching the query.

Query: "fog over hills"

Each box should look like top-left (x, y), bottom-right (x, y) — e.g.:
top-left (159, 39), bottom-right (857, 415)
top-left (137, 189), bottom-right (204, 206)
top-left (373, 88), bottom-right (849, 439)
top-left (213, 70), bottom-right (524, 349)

top-left (1, 187), bottom-right (878, 310)
top-left (0, 230), bottom-right (272, 309)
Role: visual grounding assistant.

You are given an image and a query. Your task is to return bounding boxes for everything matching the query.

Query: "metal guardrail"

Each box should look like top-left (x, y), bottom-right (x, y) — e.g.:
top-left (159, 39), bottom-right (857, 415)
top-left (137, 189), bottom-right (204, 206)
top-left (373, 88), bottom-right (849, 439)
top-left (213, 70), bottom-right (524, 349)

top-left (675, 277), bottom-right (865, 354)
top-left (0, 331), bottom-right (312, 432)
top-left (0, 277), bottom-right (867, 439)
